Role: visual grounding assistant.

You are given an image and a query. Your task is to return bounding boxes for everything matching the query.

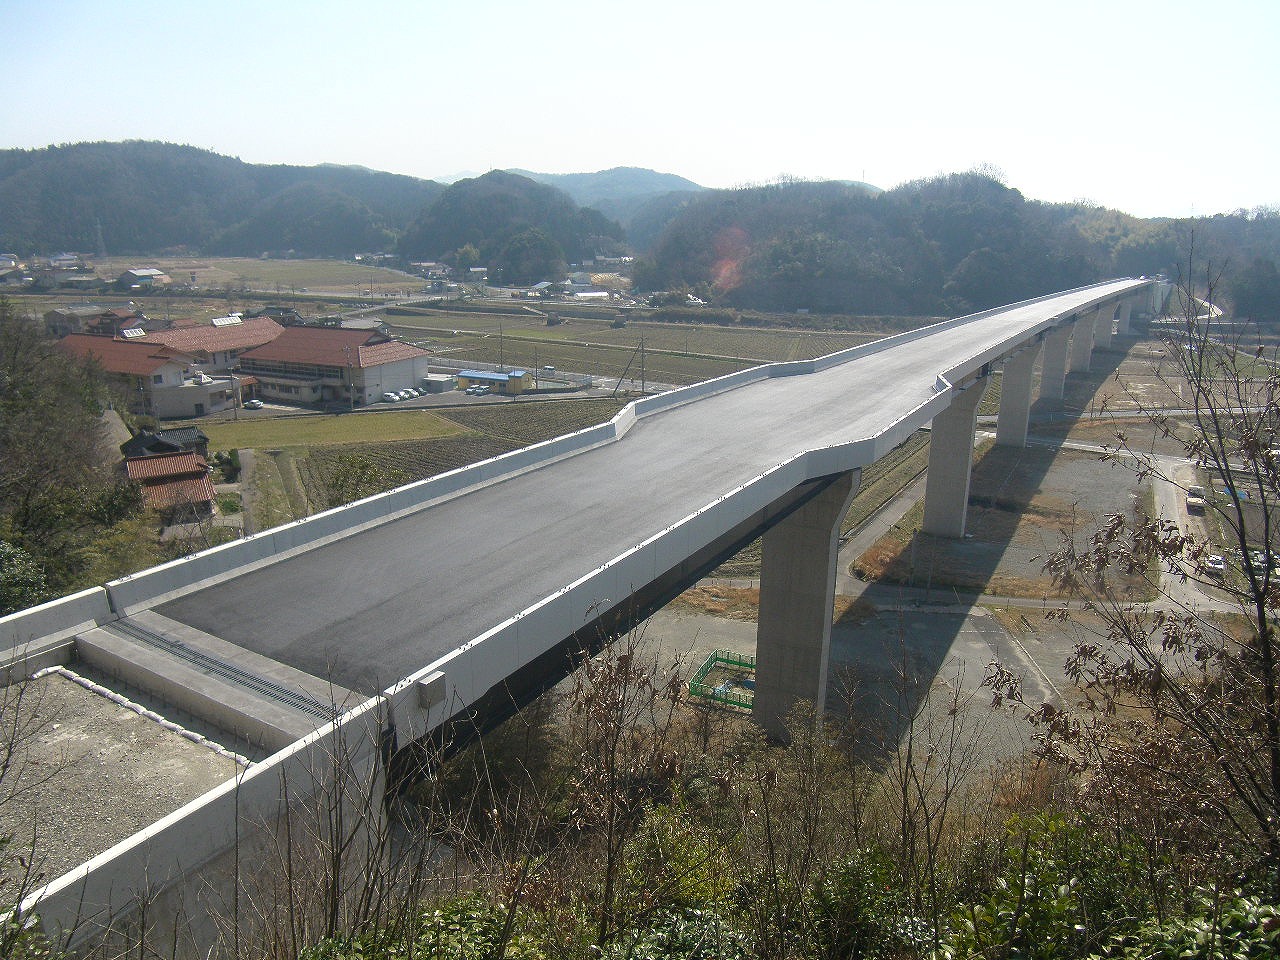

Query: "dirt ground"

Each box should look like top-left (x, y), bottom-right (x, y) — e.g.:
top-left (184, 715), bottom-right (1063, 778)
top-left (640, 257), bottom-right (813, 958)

top-left (854, 444), bottom-right (1148, 599)
top-left (0, 670), bottom-right (243, 892)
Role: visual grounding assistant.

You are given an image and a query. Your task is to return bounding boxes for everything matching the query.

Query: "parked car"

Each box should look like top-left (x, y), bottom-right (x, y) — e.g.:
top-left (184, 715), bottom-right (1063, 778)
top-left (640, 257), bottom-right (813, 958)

top-left (402, 388), bottom-right (420, 398)
top-left (1206, 555), bottom-right (1226, 575)
top-left (381, 392), bottom-right (400, 403)
top-left (242, 399), bottom-right (263, 410)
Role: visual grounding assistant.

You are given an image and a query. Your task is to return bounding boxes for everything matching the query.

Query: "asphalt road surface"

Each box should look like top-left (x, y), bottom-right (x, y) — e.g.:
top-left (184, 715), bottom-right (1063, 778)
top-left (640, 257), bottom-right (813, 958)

top-left (159, 281), bottom-right (1147, 694)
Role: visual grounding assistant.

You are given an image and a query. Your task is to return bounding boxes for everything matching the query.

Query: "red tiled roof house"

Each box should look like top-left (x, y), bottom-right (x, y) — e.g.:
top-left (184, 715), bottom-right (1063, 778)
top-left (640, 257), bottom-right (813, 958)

top-left (236, 327), bottom-right (432, 407)
top-left (56, 334), bottom-right (237, 418)
top-left (124, 451), bottom-right (216, 524)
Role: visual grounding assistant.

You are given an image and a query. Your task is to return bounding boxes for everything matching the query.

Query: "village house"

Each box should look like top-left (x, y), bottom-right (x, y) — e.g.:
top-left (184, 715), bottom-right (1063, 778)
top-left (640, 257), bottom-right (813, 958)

top-left (120, 426), bottom-right (210, 460)
top-left (57, 334), bottom-right (237, 418)
top-left (236, 327), bottom-right (432, 407)
top-left (124, 451), bottom-right (216, 524)
top-left (44, 304), bottom-right (159, 338)
top-left (116, 267), bottom-right (172, 291)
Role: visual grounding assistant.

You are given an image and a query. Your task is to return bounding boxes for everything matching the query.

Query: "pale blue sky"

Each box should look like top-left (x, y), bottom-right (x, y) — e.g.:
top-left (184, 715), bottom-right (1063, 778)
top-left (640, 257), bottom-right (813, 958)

top-left (2, 0), bottom-right (1275, 218)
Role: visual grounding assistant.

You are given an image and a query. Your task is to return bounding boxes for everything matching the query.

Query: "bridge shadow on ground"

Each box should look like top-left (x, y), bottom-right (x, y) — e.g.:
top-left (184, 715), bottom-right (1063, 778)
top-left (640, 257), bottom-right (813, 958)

top-left (831, 340), bottom-right (1144, 760)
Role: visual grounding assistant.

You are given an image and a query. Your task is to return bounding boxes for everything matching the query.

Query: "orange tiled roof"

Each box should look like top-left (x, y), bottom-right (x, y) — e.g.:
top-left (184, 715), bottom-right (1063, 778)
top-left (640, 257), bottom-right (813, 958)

top-left (239, 327), bottom-right (428, 369)
top-left (140, 476), bottom-right (216, 511)
top-left (125, 452), bottom-right (208, 482)
top-left (58, 334), bottom-right (192, 377)
top-left (145, 316), bottom-right (283, 355)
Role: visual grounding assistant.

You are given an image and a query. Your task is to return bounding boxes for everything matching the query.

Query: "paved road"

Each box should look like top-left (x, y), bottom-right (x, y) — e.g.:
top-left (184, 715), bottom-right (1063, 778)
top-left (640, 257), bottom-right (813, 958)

top-left (158, 281), bottom-right (1147, 695)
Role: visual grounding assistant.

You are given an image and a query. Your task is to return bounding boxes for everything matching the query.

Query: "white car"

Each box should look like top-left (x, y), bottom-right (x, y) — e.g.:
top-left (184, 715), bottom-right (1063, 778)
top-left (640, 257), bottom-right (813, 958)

top-left (381, 392), bottom-right (400, 403)
top-left (1206, 555), bottom-right (1226, 576)
top-left (242, 399), bottom-right (263, 410)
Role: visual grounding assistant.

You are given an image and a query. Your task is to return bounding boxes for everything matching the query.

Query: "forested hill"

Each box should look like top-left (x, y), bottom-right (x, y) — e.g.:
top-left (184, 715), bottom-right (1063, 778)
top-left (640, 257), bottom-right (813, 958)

top-left (0, 141), bottom-right (446, 257)
top-left (633, 173), bottom-right (1280, 316)
top-left (396, 170), bottom-right (627, 284)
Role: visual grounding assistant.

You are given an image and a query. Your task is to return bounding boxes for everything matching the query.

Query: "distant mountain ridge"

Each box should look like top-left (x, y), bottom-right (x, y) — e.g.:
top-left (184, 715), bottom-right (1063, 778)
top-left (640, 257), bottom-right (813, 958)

top-left (398, 170), bottom-right (626, 282)
top-left (6, 141), bottom-right (1279, 323)
top-left (507, 167), bottom-right (705, 241)
top-left (0, 141), bottom-right (446, 257)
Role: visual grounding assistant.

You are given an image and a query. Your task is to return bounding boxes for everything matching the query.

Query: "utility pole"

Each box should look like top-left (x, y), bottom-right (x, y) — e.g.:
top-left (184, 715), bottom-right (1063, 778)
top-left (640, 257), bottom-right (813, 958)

top-left (343, 346), bottom-right (355, 410)
top-left (640, 337), bottom-right (646, 394)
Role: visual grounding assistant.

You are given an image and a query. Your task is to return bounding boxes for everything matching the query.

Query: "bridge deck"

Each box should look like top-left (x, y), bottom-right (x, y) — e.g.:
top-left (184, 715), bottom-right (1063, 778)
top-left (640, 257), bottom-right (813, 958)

top-left (156, 281), bottom-right (1143, 695)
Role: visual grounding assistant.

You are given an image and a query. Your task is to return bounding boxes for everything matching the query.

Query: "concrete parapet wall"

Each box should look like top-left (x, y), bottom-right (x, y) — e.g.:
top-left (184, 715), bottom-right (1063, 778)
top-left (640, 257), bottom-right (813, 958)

top-left (0, 589), bottom-right (113, 681)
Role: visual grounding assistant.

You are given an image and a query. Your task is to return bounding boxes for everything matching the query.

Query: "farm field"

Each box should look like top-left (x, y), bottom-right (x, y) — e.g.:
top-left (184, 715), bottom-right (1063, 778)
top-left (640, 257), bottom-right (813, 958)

top-left (390, 308), bottom-right (876, 361)
top-left (197, 409), bottom-right (466, 452)
top-left (392, 312), bottom-right (883, 385)
top-left (89, 257), bottom-right (429, 297)
top-left (427, 335), bottom-right (755, 385)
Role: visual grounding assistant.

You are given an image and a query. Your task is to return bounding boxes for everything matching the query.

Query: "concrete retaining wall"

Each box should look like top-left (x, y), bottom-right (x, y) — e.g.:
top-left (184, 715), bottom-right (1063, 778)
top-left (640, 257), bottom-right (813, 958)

top-left (28, 694), bottom-right (386, 951)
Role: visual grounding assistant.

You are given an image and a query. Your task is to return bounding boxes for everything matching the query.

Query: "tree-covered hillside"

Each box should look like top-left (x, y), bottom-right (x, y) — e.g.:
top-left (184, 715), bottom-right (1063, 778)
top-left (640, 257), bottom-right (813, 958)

top-left (633, 173), bottom-right (1280, 316)
top-left (396, 170), bottom-right (626, 282)
top-left (0, 141), bottom-right (444, 257)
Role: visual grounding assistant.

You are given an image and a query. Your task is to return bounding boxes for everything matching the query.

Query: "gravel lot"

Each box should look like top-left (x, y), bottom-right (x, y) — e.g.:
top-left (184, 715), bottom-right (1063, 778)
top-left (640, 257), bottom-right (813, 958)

top-left (0, 670), bottom-right (242, 890)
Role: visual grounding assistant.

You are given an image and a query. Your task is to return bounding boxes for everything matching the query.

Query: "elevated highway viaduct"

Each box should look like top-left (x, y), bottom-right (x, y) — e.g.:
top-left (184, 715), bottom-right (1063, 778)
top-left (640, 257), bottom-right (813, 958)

top-left (2, 278), bottom-right (1164, 949)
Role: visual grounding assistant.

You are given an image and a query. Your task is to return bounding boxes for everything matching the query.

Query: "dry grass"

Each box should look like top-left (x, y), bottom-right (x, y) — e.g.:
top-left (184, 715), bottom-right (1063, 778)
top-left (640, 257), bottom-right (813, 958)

top-left (671, 585), bottom-right (760, 621)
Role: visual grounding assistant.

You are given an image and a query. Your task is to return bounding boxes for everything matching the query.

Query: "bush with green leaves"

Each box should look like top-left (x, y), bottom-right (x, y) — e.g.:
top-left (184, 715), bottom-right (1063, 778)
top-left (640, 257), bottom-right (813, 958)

top-left (621, 805), bottom-right (737, 913)
top-left (809, 847), bottom-right (917, 960)
top-left (0, 540), bottom-right (51, 616)
top-left (301, 894), bottom-right (545, 960)
top-left (937, 814), bottom-right (1162, 960)
top-left (602, 907), bottom-right (749, 960)
top-left (1092, 891), bottom-right (1280, 960)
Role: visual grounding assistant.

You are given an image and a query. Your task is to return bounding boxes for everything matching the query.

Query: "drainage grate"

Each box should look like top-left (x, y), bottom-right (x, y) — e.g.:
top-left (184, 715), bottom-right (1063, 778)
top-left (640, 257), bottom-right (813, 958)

top-left (108, 619), bottom-right (339, 722)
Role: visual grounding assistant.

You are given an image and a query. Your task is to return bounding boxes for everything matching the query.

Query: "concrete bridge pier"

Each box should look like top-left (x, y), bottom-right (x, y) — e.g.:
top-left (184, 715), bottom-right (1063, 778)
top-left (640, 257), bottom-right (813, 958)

top-left (996, 339), bottom-right (1042, 448)
top-left (922, 375), bottom-right (990, 538)
top-left (752, 469), bottom-right (860, 740)
top-left (1094, 303), bottom-right (1114, 349)
top-left (1039, 323), bottom-right (1071, 405)
top-left (1069, 314), bottom-right (1094, 373)
top-left (1117, 298), bottom-right (1134, 335)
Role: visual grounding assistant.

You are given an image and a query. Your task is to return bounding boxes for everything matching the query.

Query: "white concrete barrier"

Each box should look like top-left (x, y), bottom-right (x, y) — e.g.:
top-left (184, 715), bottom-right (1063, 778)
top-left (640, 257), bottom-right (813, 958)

top-left (0, 588), bottom-right (113, 649)
top-left (0, 588), bottom-right (113, 680)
